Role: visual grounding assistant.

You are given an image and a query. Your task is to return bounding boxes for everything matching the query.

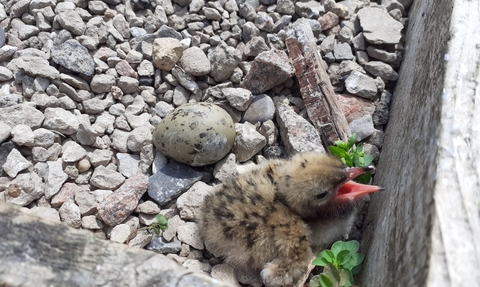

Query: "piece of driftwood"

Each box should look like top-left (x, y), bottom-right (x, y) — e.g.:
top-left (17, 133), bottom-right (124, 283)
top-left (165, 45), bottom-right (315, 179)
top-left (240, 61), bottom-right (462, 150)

top-left (0, 202), bottom-right (233, 287)
top-left (286, 19), bottom-right (351, 146)
top-left (358, 0), bottom-right (480, 286)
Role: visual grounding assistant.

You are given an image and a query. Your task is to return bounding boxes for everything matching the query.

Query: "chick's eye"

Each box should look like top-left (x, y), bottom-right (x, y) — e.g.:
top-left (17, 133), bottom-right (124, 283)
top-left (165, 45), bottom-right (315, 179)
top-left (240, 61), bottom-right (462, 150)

top-left (316, 192), bottom-right (328, 199)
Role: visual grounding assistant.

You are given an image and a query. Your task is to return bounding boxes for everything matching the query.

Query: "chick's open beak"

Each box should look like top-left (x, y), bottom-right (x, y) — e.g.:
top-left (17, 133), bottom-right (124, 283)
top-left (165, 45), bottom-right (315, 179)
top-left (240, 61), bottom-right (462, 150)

top-left (336, 166), bottom-right (384, 201)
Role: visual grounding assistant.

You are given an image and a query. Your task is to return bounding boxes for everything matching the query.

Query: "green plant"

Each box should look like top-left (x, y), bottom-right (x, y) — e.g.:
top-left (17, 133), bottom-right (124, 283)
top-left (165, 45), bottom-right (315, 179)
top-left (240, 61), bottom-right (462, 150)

top-left (309, 240), bottom-right (364, 287)
top-left (144, 214), bottom-right (168, 235)
top-left (327, 133), bottom-right (375, 184)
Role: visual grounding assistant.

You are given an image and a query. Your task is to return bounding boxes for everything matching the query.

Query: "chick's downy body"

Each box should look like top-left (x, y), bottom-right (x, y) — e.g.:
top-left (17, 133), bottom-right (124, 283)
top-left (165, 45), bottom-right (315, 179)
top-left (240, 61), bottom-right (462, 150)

top-left (199, 153), bottom-right (377, 286)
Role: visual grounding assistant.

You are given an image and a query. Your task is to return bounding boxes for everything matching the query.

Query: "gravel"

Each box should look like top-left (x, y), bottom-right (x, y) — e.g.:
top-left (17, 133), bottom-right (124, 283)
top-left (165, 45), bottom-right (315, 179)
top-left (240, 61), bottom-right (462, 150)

top-left (0, 0), bottom-right (410, 284)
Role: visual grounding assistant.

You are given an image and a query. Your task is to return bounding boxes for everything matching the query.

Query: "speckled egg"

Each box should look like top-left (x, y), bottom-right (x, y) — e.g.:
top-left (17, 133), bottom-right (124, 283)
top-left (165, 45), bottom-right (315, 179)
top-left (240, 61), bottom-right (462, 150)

top-left (152, 102), bottom-right (236, 166)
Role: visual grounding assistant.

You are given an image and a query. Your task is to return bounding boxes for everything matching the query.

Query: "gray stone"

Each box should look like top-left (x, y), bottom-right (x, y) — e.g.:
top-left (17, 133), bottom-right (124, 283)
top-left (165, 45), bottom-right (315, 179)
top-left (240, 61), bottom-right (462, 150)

top-left (177, 181), bottom-right (213, 221)
top-left (9, 124), bottom-right (34, 146)
top-left (373, 90), bottom-right (392, 126)
top-left (182, 259), bottom-right (212, 275)
top-left (128, 232), bottom-right (153, 249)
top-left (45, 160), bottom-right (68, 199)
top-left (118, 76), bottom-right (140, 94)
top-left (8, 57), bottom-right (59, 79)
top-left (357, 7), bottom-right (404, 44)
top-left (147, 236), bottom-right (182, 254)
top-left (345, 71), bottom-right (378, 99)
top-left (0, 122), bottom-right (12, 144)
top-left (208, 42), bottom-right (242, 82)
top-left (51, 40), bottom-right (95, 76)
top-left (111, 129), bottom-right (130, 153)
top-left (5, 172), bottom-right (44, 206)
top-left (33, 128), bottom-right (56, 148)
top-left (364, 61), bottom-right (399, 81)
top-left (135, 200), bottom-right (161, 214)
top-left (154, 101), bottom-right (174, 118)
top-left (117, 153), bottom-right (140, 178)
top-left (59, 201), bottom-right (82, 228)
top-left (333, 42), bottom-right (354, 61)
top-left (147, 161), bottom-right (203, 206)
top-left (177, 222), bottom-right (204, 250)
top-left (152, 37), bottom-right (183, 71)
top-left (349, 114), bottom-right (375, 142)
top-left (56, 10), bottom-right (85, 36)
top-left (127, 126), bottom-right (152, 153)
top-left (2, 149), bottom-right (32, 178)
top-left (62, 141), bottom-right (87, 163)
top-left (233, 122), bottom-right (266, 162)
top-left (0, 142), bottom-right (15, 177)
top-left (43, 107), bottom-right (79, 135)
top-left (74, 189), bottom-right (97, 216)
top-left (96, 174), bottom-right (148, 226)
top-left (0, 104), bottom-right (45, 129)
top-left (87, 149), bottom-right (113, 167)
top-left (275, 98), bottom-right (325, 155)
top-left (178, 46), bottom-right (212, 76)
top-left (110, 224), bottom-right (132, 243)
top-left (81, 215), bottom-right (104, 229)
top-left (223, 88), bottom-right (253, 112)
top-left (90, 166), bottom-right (125, 190)
top-left (242, 94), bottom-right (275, 124)
top-left (83, 98), bottom-right (106, 114)
top-left (90, 74), bottom-right (116, 93)
top-left (0, 66), bottom-right (13, 81)
top-left (295, 0), bottom-right (324, 18)
top-left (241, 49), bottom-right (294, 94)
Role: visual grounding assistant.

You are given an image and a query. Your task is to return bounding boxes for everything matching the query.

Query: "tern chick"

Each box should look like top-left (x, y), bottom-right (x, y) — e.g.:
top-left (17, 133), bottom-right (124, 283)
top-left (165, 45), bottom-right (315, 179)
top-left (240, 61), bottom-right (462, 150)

top-left (198, 153), bottom-right (383, 287)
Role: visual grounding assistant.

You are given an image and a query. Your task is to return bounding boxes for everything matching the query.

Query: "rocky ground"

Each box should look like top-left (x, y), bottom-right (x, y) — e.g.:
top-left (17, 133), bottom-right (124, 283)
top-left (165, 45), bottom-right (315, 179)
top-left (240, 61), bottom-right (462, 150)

top-left (0, 0), bottom-right (411, 285)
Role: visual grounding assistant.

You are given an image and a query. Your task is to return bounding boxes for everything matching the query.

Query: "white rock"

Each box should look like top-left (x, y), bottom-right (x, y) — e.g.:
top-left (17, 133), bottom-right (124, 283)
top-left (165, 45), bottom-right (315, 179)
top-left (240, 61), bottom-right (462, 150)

top-left (62, 141), bottom-right (87, 162)
top-left (110, 224), bottom-right (132, 243)
top-left (177, 221), bottom-right (204, 250)
top-left (2, 149), bottom-right (32, 178)
top-left (59, 201), bottom-right (82, 228)
top-left (177, 181), bottom-right (214, 221)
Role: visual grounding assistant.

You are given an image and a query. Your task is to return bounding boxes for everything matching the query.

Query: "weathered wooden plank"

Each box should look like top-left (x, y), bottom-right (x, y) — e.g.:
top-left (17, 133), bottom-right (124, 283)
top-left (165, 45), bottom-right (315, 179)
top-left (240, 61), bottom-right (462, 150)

top-left (358, 0), bottom-right (480, 287)
top-left (286, 19), bottom-right (351, 146)
top-left (0, 202), bottom-right (233, 287)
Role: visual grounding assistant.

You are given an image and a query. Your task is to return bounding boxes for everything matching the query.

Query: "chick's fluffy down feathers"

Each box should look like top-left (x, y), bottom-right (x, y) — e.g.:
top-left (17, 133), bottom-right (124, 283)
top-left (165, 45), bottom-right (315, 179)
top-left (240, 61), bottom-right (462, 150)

top-left (198, 153), bottom-right (354, 287)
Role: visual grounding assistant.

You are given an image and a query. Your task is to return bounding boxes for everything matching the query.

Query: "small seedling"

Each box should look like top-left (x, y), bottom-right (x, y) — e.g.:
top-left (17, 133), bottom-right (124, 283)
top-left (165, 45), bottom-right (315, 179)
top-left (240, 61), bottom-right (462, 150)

top-left (144, 214), bottom-right (168, 235)
top-left (309, 240), bottom-right (364, 287)
top-left (327, 133), bottom-right (375, 184)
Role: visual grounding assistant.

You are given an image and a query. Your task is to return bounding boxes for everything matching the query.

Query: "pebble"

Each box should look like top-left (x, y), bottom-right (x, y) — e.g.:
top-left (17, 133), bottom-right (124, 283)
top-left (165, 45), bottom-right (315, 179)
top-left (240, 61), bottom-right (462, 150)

top-left (90, 165), bottom-right (125, 190)
top-left (349, 114), bottom-right (376, 142)
top-left (176, 181), bottom-right (213, 221)
top-left (242, 94), bottom-right (276, 124)
top-left (357, 7), bottom-right (403, 44)
top-left (241, 49), bottom-right (294, 94)
top-left (116, 153), bottom-right (140, 178)
top-left (59, 201), bottom-right (82, 228)
top-left (233, 122), bottom-right (266, 162)
top-left (147, 236), bottom-right (182, 254)
top-left (97, 174), bottom-right (148, 226)
top-left (51, 39), bottom-right (95, 76)
top-left (45, 160), bottom-right (68, 199)
top-left (2, 148), bottom-right (32, 178)
top-left (110, 224), bottom-right (133, 243)
top-left (148, 160), bottom-right (203, 205)
top-left (5, 172), bottom-right (44, 206)
top-left (345, 71), bottom-right (378, 99)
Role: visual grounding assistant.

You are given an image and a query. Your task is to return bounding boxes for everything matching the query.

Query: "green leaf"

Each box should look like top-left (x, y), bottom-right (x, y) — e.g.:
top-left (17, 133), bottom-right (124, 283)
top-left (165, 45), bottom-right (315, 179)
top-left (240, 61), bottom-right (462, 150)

top-left (343, 154), bottom-right (353, 167)
top-left (344, 240), bottom-right (360, 254)
top-left (352, 153), bottom-right (361, 167)
top-left (351, 263), bottom-right (363, 275)
top-left (363, 154), bottom-right (375, 166)
top-left (319, 274), bottom-right (335, 287)
top-left (156, 214), bottom-right (168, 225)
top-left (323, 250), bottom-right (336, 263)
top-left (344, 269), bottom-right (354, 286)
top-left (334, 140), bottom-right (348, 150)
top-left (331, 241), bottom-right (347, 257)
top-left (336, 250), bottom-right (352, 266)
top-left (346, 134), bottom-right (356, 149)
top-left (312, 256), bottom-right (329, 266)
top-left (328, 146), bottom-right (347, 158)
top-left (343, 253), bottom-right (364, 270)
top-left (355, 143), bottom-right (363, 154)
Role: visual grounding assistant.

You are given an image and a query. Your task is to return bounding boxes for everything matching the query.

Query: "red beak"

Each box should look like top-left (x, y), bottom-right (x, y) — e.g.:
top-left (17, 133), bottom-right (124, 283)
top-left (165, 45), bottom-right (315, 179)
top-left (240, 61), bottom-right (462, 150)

top-left (335, 166), bottom-right (384, 201)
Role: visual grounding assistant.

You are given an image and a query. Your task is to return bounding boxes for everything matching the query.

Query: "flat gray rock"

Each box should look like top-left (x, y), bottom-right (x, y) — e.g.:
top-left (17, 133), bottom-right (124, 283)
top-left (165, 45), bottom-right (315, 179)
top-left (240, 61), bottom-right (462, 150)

top-left (358, 7), bottom-right (404, 44)
top-left (148, 160), bottom-right (203, 206)
top-left (51, 39), bottom-right (95, 76)
top-left (0, 104), bottom-right (45, 129)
